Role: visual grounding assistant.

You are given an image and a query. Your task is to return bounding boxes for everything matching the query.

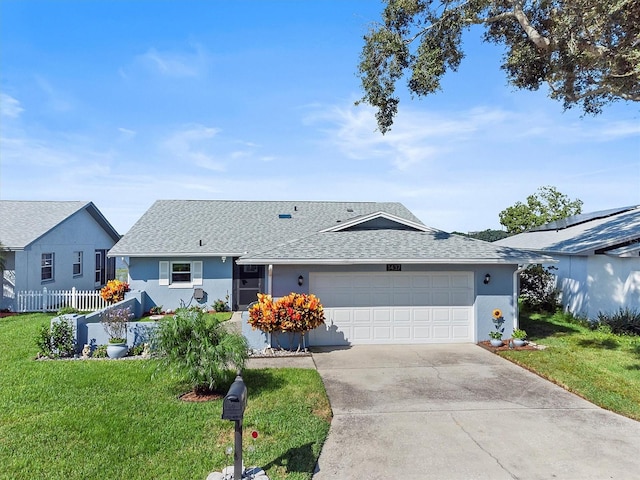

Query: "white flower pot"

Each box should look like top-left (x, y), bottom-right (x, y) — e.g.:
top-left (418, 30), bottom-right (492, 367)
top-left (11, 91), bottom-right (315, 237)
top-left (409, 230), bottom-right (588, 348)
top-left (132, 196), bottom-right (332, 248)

top-left (490, 338), bottom-right (503, 347)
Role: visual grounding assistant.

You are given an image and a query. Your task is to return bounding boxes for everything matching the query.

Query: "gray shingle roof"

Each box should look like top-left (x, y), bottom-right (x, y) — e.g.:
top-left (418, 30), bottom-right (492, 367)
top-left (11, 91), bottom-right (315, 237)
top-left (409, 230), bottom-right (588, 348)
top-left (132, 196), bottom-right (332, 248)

top-left (110, 200), bottom-right (549, 264)
top-left (0, 201), bottom-right (120, 249)
top-left (238, 230), bottom-right (551, 264)
top-left (108, 200), bottom-right (422, 257)
top-left (495, 206), bottom-right (640, 255)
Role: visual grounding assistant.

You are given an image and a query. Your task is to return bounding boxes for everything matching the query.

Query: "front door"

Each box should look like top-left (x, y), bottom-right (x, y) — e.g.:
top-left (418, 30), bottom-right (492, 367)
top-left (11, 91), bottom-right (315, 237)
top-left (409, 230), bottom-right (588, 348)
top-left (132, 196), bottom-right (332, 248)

top-left (233, 261), bottom-right (264, 311)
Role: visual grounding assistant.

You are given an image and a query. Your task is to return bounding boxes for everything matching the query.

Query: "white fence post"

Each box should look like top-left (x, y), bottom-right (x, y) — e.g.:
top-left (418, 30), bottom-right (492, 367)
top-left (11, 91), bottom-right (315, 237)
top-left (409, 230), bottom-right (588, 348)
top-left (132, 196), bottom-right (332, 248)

top-left (42, 287), bottom-right (48, 312)
top-left (72, 287), bottom-right (77, 310)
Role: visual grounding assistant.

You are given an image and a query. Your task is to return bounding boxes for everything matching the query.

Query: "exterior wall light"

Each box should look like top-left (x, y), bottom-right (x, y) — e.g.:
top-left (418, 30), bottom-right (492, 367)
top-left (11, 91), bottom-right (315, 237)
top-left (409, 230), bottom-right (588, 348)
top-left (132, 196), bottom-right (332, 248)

top-left (221, 256), bottom-right (227, 263)
top-left (298, 275), bottom-right (304, 286)
top-left (484, 273), bottom-right (491, 284)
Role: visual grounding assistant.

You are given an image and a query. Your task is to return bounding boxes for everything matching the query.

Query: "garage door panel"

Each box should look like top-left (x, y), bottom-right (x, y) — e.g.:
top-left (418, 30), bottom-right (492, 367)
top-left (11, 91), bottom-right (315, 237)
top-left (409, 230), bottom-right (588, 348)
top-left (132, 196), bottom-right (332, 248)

top-left (353, 326), bottom-right (373, 341)
top-left (354, 309), bottom-right (372, 323)
top-left (373, 309), bottom-right (391, 322)
top-left (393, 309), bottom-right (411, 322)
top-left (393, 326), bottom-right (411, 340)
top-left (374, 326), bottom-right (392, 340)
top-left (309, 272), bottom-right (474, 345)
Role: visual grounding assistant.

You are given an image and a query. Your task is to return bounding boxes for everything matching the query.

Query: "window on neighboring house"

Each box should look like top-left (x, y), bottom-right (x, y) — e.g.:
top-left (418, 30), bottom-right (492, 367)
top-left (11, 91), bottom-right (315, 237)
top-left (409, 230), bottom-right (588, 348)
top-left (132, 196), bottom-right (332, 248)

top-left (73, 251), bottom-right (83, 276)
top-left (95, 251), bottom-right (102, 285)
top-left (159, 260), bottom-right (203, 287)
top-left (41, 253), bottom-right (54, 281)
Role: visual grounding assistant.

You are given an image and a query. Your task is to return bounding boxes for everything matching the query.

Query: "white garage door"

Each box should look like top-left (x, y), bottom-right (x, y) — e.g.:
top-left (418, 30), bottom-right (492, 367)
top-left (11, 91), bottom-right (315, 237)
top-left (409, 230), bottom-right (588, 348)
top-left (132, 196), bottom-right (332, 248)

top-left (309, 272), bottom-right (474, 345)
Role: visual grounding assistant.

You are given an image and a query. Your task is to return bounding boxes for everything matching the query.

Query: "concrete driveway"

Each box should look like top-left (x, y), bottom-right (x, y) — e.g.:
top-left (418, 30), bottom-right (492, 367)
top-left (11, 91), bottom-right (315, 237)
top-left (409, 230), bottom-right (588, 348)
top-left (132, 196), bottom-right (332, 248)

top-left (311, 344), bottom-right (640, 480)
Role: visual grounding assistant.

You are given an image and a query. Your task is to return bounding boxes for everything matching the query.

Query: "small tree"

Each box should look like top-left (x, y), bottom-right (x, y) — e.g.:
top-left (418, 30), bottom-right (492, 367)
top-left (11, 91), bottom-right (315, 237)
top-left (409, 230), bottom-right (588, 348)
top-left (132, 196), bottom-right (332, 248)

top-left (248, 293), bottom-right (325, 351)
top-left (520, 265), bottom-right (560, 313)
top-left (499, 186), bottom-right (583, 234)
top-left (155, 308), bottom-right (248, 395)
top-left (100, 307), bottom-right (132, 343)
top-left (35, 317), bottom-right (75, 358)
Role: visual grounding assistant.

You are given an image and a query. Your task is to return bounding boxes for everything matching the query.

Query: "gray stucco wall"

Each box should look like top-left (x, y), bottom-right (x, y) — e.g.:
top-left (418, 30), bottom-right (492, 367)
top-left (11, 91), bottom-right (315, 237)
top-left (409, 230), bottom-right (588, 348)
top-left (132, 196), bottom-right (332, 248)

top-left (244, 263), bottom-right (519, 347)
top-left (125, 256), bottom-right (232, 312)
top-left (10, 208), bottom-right (117, 294)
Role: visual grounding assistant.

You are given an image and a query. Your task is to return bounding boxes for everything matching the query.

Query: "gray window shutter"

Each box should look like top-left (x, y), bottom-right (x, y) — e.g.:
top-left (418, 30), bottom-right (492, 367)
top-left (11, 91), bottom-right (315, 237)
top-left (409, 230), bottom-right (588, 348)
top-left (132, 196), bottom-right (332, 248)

top-left (159, 261), bottom-right (169, 286)
top-left (193, 261), bottom-right (203, 286)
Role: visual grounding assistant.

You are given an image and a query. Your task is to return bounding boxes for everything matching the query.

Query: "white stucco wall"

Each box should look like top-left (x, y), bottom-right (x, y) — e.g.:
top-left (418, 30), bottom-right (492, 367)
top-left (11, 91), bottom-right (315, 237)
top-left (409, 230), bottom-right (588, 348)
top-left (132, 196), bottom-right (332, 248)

top-left (555, 254), bottom-right (640, 320)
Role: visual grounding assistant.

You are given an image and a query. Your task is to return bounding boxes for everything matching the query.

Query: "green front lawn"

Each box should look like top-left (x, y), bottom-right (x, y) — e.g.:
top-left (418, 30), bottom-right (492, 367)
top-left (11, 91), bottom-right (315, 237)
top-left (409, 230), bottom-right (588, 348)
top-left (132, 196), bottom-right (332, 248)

top-left (500, 311), bottom-right (640, 421)
top-left (0, 314), bottom-right (331, 480)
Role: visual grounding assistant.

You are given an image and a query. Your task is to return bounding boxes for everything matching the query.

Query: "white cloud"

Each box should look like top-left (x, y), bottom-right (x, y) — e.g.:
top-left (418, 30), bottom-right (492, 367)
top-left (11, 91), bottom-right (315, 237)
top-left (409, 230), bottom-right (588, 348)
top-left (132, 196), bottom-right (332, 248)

top-left (134, 43), bottom-right (210, 78)
top-left (162, 124), bottom-right (226, 171)
top-left (0, 93), bottom-right (24, 118)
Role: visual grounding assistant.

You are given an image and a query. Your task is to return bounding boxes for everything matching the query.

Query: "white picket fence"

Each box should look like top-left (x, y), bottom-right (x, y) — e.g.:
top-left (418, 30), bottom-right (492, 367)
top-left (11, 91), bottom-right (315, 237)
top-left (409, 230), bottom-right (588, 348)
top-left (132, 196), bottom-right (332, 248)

top-left (16, 287), bottom-right (108, 313)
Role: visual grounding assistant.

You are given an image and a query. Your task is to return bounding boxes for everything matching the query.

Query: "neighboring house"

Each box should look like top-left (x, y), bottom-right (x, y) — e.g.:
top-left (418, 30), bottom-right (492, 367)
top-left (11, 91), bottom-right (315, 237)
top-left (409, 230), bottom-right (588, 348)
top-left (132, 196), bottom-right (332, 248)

top-left (495, 206), bottom-right (640, 320)
top-left (0, 201), bottom-right (121, 310)
top-left (110, 200), bottom-right (549, 346)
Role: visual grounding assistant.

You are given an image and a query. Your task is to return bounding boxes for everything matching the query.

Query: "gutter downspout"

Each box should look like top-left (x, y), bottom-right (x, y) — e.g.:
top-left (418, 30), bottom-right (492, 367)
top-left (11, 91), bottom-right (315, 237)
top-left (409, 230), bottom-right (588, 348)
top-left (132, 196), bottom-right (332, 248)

top-left (513, 264), bottom-right (528, 330)
top-left (267, 264), bottom-right (273, 296)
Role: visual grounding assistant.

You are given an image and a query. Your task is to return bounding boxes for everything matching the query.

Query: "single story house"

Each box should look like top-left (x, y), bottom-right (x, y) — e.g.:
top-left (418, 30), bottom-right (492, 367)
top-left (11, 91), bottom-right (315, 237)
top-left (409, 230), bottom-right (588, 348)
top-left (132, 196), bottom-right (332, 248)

top-left (495, 206), bottom-right (640, 320)
top-left (109, 200), bottom-right (550, 346)
top-left (0, 201), bottom-right (121, 310)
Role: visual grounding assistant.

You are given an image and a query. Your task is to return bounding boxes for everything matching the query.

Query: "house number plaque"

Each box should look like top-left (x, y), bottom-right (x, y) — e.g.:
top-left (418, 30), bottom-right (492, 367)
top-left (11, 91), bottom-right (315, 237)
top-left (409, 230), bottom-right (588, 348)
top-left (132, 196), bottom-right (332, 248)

top-left (386, 264), bottom-right (401, 271)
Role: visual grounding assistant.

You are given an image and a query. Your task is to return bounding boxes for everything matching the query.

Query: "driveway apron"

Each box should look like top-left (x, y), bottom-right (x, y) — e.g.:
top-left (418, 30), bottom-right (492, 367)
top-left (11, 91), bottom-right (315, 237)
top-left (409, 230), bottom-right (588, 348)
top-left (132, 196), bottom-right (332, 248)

top-left (311, 344), bottom-right (640, 480)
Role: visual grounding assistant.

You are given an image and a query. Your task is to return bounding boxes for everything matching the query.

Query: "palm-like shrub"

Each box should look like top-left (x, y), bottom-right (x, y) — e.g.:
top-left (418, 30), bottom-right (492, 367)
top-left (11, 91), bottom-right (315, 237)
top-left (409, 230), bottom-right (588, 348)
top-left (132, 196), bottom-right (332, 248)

top-left (155, 308), bottom-right (248, 394)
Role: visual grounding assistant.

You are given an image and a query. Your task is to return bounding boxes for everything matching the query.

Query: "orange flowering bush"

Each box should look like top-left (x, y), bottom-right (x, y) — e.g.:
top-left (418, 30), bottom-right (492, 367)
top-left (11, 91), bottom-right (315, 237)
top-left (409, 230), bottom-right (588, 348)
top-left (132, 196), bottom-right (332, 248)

top-left (248, 292), bottom-right (325, 350)
top-left (100, 279), bottom-right (130, 304)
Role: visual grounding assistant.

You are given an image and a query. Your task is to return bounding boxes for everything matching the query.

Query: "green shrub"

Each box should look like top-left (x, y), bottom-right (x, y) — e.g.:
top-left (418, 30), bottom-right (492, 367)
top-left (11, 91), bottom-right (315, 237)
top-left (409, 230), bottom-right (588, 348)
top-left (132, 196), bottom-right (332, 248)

top-left (155, 308), bottom-right (248, 394)
top-left (92, 344), bottom-right (108, 358)
top-left (520, 264), bottom-right (560, 313)
top-left (35, 318), bottom-right (75, 358)
top-left (57, 306), bottom-right (80, 315)
top-left (129, 344), bottom-right (145, 356)
top-left (212, 298), bottom-right (230, 312)
top-left (597, 308), bottom-right (640, 336)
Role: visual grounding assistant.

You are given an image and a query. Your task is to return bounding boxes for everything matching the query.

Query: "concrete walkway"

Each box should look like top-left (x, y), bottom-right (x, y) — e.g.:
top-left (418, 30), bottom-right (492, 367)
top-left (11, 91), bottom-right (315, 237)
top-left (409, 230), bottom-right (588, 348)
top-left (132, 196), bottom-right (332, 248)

top-left (310, 344), bottom-right (640, 480)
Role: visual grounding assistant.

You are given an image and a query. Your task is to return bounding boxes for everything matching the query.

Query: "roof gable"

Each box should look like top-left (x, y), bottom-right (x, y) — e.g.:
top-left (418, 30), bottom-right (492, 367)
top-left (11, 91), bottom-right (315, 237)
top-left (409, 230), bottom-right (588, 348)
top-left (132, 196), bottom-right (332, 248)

top-left (0, 201), bottom-right (120, 249)
top-left (320, 211), bottom-right (435, 233)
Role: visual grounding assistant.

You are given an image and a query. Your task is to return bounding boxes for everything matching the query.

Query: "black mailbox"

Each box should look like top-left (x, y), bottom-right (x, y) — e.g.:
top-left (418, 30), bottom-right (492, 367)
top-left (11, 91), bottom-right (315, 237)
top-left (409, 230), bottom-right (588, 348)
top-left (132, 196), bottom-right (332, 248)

top-left (222, 375), bottom-right (247, 421)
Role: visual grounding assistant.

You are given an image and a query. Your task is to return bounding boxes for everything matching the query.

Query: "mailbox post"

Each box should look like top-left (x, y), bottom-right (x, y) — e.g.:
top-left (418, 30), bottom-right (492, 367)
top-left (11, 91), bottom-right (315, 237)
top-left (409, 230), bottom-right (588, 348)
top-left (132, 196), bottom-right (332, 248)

top-left (222, 374), bottom-right (247, 480)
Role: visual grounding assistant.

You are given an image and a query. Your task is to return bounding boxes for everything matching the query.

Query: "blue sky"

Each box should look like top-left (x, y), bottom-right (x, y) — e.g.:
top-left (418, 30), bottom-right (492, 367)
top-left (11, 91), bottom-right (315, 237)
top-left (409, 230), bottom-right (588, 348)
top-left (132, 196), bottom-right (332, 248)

top-left (1, 1), bottom-right (639, 235)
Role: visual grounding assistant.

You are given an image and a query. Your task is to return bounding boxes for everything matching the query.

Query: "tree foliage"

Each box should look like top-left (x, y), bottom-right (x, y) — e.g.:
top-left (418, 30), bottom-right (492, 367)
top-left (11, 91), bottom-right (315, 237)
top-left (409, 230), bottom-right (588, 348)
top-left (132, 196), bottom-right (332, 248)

top-left (499, 185), bottom-right (583, 234)
top-left (454, 229), bottom-right (510, 241)
top-left (155, 308), bottom-right (248, 394)
top-left (520, 264), bottom-right (560, 313)
top-left (358, 0), bottom-right (640, 132)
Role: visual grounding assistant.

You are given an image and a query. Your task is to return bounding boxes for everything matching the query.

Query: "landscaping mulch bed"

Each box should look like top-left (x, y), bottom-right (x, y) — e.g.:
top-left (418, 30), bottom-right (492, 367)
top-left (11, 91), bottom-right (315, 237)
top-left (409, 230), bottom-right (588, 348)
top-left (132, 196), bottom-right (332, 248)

top-left (478, 340), bottom-right (545, 353)
top-left (179, 391), bottom-right (224, 402)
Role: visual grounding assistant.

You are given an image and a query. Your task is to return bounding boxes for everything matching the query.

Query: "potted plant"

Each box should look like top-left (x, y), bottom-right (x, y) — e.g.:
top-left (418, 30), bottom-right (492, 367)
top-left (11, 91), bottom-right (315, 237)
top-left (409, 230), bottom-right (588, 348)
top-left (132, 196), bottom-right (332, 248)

top-left (489, 309), bottom-right (505, 347)
top-left (512, 328), bottom-right (527, 347)
top-left (101, 307), bottom-right (132, 358)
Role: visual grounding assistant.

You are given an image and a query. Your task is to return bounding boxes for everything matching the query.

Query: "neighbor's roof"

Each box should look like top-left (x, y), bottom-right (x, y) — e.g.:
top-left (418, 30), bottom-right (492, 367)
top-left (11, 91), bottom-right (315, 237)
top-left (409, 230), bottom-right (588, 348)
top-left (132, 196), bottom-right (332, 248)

top-left (110, 199), bottom-right (550, 265)
top-left (0, 200), bottom-right (120, 249)
top-left (494, 206), bottom-right (640, 256)
top-left (108, 200), bottom-right (423, 257)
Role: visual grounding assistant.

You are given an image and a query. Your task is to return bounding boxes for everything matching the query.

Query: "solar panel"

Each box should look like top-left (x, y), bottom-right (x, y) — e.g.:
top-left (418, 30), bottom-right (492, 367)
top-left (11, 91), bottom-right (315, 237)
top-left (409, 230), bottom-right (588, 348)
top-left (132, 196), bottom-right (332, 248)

top-left (529, 206), bottom-right (638, 232)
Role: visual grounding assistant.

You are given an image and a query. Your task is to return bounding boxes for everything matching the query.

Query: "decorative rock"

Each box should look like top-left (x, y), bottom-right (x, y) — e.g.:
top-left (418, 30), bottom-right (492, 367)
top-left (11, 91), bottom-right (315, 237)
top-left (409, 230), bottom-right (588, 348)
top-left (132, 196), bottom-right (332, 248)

top-left (206, 465), bottom-right (270, 480)
top-left (244, 467), bottom-right (265, 477)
